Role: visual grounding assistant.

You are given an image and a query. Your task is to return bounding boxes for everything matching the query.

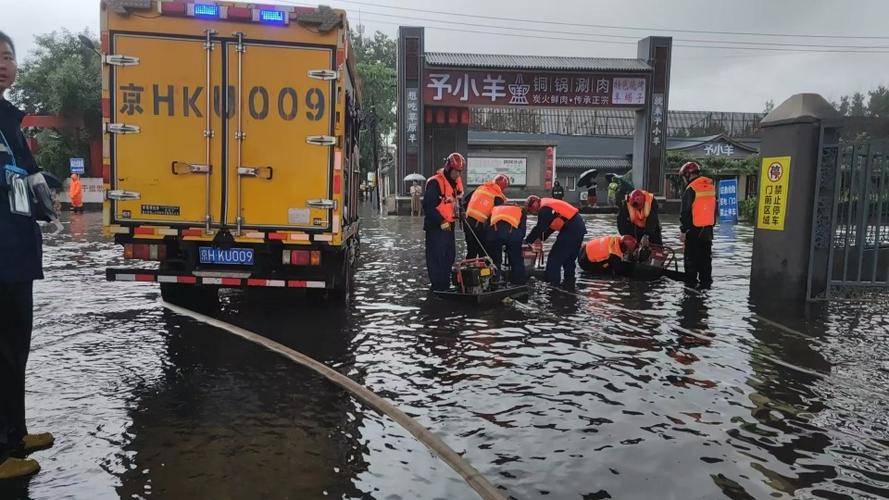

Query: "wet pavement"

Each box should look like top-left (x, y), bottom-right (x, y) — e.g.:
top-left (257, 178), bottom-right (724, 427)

top-left (2, 206), bottom-right (888, 500)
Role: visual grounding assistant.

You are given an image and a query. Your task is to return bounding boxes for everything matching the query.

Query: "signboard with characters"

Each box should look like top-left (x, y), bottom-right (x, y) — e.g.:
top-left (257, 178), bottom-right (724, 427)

top-left (756, 156), bottom-right (791, 231)
top-left (718, 178), bottom-right (738, 223)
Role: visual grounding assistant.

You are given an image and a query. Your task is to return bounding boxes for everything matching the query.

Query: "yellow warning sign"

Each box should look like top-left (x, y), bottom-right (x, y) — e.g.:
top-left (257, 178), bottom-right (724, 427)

top-left (757, 156), bottom-right (791, 231)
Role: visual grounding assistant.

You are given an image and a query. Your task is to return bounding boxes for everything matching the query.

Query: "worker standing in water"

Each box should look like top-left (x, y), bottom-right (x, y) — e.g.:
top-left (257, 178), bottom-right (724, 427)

top-left (423, 153), bottom-right (465, 291)
top-left (578, 235), bottom-right (637, 276)
top-left (68, 173), bottom-right (83, 213)
top-left (679, 161), bottom-right (716, 288)
top-left (617, 188), bottom-right (662, 261)
top-left (463, 174), bottom-right (509, 259)
top-left (525, 196), bottom-right (586, 286)
top-left (486, 203), bottom-right (527, 284)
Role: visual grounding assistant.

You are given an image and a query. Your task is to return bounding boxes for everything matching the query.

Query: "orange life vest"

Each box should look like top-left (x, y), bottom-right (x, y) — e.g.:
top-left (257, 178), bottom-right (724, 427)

top-left (427, 169), bottom-right (463, 223)
top-left (584, 235), bottom-right (623, 264)
top-left (540, 198), bottom-right (579, 231)
top-left (687, 176), bottom-right (716, 227)
top-left (466, 181), bottom-right (506, 223)
top-left (627, 190), bottom-right (654, 229)
top-left (490, 205), bottom-right (523, 229)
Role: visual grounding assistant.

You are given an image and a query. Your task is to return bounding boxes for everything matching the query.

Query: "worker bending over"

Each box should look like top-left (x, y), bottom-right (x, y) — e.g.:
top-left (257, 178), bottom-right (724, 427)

top-left (617, 188), bottom-right (662, 245)
top-left (486, 204), bottom-right (527, 284)
top-left (463, 174), bottom-right (508, 259)
top-left (525, 196), bottom-right (586, 286)
top-left (679, 161), bottom-right (716, 288)
top-left (578, 235), bottom-right (638, 276)
top-left (423, 153), bottom-right (464, 291)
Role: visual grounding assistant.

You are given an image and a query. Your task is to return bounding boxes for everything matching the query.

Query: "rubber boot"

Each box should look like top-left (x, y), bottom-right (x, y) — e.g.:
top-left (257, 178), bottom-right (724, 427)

top-left (12, 433), bottom-right (55, 457)
top-left (0, 457), bottom-right (40, 479)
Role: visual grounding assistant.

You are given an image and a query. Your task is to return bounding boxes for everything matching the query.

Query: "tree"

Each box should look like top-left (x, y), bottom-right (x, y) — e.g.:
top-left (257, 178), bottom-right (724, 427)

top-left (849, 92), bottom-right (867, 116)
top-left (867, 86), bottom-right (889, 118)
top-left (763, 99), bottom-right (774, 114)
top-left (9, 29), bottom-right (101, 178)
top-left (350, 26), bottom-right (396, 176)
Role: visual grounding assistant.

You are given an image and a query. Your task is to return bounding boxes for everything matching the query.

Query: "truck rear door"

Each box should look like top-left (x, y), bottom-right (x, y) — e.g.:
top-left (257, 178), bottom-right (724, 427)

top-left (225, 40), bottom-right (335, 232)
top-left (110, 33), bottom-right (223, 227)
top-left (110, 33), bottom-right (335, 232)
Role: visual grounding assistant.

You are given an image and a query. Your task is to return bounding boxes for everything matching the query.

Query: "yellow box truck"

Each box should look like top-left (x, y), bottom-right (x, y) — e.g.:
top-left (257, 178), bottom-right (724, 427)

top-left (100, 0), bottom-right (362, 303)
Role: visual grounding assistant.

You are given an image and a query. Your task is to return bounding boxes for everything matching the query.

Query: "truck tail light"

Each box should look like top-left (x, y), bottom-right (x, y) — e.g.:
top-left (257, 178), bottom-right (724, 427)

top-left (124, 243), bottom-right (167, 261)
top-left (283, 250), bottom-right (321, 266)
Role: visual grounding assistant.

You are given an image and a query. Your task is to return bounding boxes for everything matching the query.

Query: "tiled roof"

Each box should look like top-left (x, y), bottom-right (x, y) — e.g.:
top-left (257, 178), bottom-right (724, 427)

top-left (425, 52), bottom-right (652, 72)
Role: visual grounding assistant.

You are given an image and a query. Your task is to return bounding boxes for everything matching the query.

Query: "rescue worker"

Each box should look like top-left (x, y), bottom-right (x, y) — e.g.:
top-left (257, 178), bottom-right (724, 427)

top-left (525, 196), bottom-right (586, 286)
top-left (679, 161), bottom-right (716, 288)
top-left (486, 203), bottom-right (527, 284)
top-left (68, 173), bottom-right (83, 213)
top-left (617, 188), bottom-right (663, 245)
top-left (423, 152), bottom-right (465, 291)
top-left (0, 31), bottom-right (54, 480)
top-left (578, 235), bottom-right (638, 276)
top-left (463, 174), bottom-right (508, 259)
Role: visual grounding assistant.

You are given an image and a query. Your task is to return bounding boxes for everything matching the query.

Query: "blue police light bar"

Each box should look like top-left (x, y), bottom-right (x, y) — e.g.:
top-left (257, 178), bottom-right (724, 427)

top-left (193, 3), bottom-right (220, 18)
top-left (259, 9), bottom-right (287, 24)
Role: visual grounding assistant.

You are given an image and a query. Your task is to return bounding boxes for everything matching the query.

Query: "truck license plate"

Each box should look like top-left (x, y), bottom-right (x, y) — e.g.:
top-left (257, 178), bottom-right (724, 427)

top-left (199, 247), bottom-right (255, 265)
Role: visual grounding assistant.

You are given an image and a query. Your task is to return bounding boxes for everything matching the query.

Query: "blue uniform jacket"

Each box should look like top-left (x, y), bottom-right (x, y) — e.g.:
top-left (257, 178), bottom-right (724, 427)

top-left (0, 99), bottom-right (43, 283)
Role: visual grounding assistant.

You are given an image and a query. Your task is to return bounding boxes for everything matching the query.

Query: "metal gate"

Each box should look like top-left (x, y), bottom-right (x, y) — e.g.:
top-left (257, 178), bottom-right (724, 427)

top-left (808, 136), bottom-right (889, 300)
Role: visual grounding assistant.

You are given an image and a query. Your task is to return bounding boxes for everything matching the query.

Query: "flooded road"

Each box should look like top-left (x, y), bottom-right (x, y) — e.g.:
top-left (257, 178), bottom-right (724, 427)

top-left (3, 206), bottom-right (888, 500)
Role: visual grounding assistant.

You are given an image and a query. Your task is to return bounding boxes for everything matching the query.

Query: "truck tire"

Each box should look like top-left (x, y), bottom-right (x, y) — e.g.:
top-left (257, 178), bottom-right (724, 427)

top-left (160, 283), bottom-right (219, 312)
top-left (330, 251), bottom-right (354, 303)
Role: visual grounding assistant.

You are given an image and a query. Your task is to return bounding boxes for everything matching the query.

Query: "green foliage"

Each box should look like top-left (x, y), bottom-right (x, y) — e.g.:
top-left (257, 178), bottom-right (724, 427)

top-left (9, 29), bottom-right (101, 177)
top-left (31, 128), bottom-right (90, 180)
top-left (350, 26), bottom-right (396, 175)
top-left (867, 86), bottom-right (889, 118)
top-left (830, 84), bottom-right (889, 118)
top-left (10, 29), bottom-right (101, 136)
top-left (739, 196), bottom-right (757, 222)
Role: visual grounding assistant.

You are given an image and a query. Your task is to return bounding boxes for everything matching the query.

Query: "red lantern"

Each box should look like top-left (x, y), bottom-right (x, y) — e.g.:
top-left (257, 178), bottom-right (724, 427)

top-left (545, 181), bottom-right (552, 190)
top-left (460, 108), bottom-right (470, 125)
top-left (545, 170), bottom-right (552, 180)
top-left (545, 146), bottom-right (554, 158)
top-left (545, 158), bottom-right (554, 169)
top-left (425, 108), bottom-right (433, 124)
top-left (436, 108), bottom-right (446, 124)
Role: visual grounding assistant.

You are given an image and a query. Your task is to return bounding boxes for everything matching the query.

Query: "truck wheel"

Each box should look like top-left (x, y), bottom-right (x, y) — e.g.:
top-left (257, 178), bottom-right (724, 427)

top-left (330, 253), bottom-right (354, 303)
top-left (160, 283), bottom-right (219, 312)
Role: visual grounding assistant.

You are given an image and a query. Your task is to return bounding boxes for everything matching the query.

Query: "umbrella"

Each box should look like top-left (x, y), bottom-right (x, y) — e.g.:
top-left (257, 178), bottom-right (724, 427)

top-left (403, 173), bottom-right (426, 182)
top-left (577, 168), bottom-right (598, 188)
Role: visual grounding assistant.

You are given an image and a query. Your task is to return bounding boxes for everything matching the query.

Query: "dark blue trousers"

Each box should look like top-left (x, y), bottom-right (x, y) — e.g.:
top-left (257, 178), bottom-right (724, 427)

top-left (425, 227), bottom-right (456, 291)
top-left (487, 222), bottom-right (527, 284)
top-left (545, 216), bottom-right (586, 285)
top-left (0, 281), bottom-right (32, 462)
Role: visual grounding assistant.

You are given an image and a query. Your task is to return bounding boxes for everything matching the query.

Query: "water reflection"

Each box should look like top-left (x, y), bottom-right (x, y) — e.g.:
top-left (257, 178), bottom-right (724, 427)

top-left (114, 297), bottom-right (371, 499)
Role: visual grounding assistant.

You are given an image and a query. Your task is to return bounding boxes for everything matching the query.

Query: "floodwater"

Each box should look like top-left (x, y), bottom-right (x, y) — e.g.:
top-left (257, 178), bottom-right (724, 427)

top-left (2, 206), bottom-right (888, 500)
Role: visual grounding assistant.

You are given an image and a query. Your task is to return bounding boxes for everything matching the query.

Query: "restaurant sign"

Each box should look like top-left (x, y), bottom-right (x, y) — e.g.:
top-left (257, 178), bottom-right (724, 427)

top-left (423, 70), bottom-right (647, 108)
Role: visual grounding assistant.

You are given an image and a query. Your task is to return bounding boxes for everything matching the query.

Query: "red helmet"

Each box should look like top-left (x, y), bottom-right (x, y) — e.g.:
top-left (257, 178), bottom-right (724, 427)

top-left (620, 235), bottom-right (638, 253)
top-left (445, 152), bottom-right (466, 172)
top-left (493, 174), bottom-right (510, 190)
top-left (679, 161), bottom-right (701, 177)
top-left (526, 195), bottom-right (541, 211)
top-left (628, 189), bottom-right (647, 209)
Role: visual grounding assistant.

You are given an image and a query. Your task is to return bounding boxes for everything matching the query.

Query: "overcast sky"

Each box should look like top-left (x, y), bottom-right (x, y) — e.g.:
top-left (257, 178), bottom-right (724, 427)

top-left (5, 0), bottom-right (889, 112)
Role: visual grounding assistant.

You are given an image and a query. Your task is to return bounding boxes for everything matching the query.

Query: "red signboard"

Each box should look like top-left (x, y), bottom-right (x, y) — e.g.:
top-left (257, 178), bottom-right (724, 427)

top-left (423, 70), bottom-right (648, 108)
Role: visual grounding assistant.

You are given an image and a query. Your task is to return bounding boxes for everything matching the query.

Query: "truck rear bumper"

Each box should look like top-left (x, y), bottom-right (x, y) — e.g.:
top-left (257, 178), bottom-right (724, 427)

top-left (106, 268), bottom-right (327, 289)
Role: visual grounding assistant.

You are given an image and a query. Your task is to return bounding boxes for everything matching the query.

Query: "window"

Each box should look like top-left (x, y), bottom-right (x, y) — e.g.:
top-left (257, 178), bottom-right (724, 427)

top-left (567, 176), bottom-right (577, 191)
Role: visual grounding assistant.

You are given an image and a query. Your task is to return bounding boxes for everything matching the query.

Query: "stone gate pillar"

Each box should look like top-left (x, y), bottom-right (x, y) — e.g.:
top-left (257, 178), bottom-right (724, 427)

top-left (750, 94), bottom-right (841, 304)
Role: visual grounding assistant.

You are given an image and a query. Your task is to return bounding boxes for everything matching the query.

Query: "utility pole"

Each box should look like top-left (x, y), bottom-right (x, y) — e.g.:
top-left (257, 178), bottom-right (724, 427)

top-left (369, 102), bottom-right (382, 214)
